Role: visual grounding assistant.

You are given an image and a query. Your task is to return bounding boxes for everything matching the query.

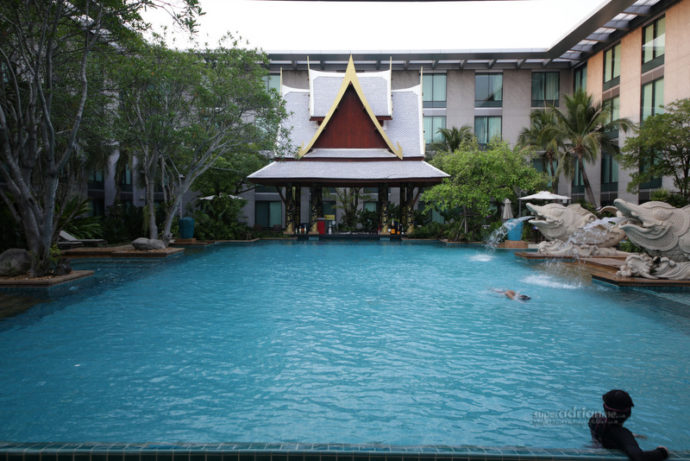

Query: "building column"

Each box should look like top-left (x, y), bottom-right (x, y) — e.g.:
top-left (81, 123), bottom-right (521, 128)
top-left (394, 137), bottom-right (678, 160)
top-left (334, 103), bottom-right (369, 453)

top-left (309, 185), bottom-right (323, 234)
top-left (285, 185), bottom-right (295, 235)
top-left (378, 183), bottom-right (389, 234)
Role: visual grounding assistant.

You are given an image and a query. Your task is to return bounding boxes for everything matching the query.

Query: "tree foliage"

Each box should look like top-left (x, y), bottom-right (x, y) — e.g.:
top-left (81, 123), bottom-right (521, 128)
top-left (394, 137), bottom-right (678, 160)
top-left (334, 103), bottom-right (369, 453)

top-left (620, 98), bottom-right (690, 200)
top-left (421, 141), bottom-right (546, 239)
top-left (0, 0), bottom-right (199, 275)
top-left (114, 35), bottom-right (289, 241)
top-left (551, 90), bottom-right (632, 207)
top-left (517, 109), bottom-right (562, 192)
top-left (428, 125), bottom-right (474, 157)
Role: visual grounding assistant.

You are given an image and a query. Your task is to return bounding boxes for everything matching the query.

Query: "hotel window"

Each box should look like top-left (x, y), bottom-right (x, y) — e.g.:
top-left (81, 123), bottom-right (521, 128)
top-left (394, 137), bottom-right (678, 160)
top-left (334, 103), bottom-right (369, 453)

top-left (423, 73), bottom-right (446, 108)
top-left (475, 73), bottom-right (502, 107)
top-left (88, 170), bottom-right (104, 187)
top-left (602, 96), bottom-right (620, 138)
top-left (641, 77), bottom-right (664, 122)
top-left (603, 43), bottom-right (621, 90)
top-left (89, 198), bottom-right (105, 217)
top-left (120, 164), bottom-right (132, 191)
top-left (601, 151), bottom-right (619, 194)
top-left (531, 72), bottom-right (559, 107)
top-left (263, 74), bottom-right (280, 93)
top-left (640, 78), bottom-right (664, 190)
top-left (424, 116), bottom-right (446, 144)
top-left (642, 16), bottom-right (665, 72)
top-left (573, 65), bottom-right (587, 92)
top-left (255, 201), bottom-right (282, 229)
top-left (474, 116), bottom-right (501, 146)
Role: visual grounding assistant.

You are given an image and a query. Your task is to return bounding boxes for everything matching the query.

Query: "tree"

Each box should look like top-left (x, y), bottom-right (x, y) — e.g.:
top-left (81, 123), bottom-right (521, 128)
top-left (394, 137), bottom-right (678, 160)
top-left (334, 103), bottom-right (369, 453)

top-left (620, 98), bottom-right (690, 201)
top-left (551, 90), bottom-right (632, 208)
top-left (115, 36), bottom-right (288, 242)
top-left (0, 0), bottom-right (200, 276)
top-left (421, 141), bottom-right (546, 238)
top-left (336, 188), bottom-right (362, 230)
top-left (517, 109), bottom-right (562, 192)
top-left (430, 125), bottom-right (475, 154)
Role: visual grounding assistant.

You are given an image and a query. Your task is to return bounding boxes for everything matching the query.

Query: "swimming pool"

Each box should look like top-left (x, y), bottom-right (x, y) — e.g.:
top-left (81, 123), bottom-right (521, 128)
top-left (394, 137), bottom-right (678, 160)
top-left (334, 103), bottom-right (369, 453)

top-left (1, 241), bottom-right (689, 450)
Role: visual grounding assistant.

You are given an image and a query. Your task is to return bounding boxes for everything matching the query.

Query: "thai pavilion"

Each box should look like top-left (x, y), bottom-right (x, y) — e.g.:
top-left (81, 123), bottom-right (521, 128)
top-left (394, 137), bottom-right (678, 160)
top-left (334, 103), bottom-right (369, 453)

top-left (247, 57), bottom-right (449, 235)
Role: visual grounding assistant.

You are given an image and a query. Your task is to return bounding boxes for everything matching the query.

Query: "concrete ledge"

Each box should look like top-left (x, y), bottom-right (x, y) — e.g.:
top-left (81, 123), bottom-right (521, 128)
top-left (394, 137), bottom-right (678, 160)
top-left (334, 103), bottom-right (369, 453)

top-left (0, 269), bottom-right (94, 288)
top-left (215, 238), bottom-right (261, 243)
top-left (0, 443), bottom-right (687, 461)
top-left (170, 238), bottom-right (214, 247)
top-left (111, 247), bottom-right (184, 258)
top-left (62, 244), bottom-right (134, 258)
top-left (500, 240), bottom-right (529, 249)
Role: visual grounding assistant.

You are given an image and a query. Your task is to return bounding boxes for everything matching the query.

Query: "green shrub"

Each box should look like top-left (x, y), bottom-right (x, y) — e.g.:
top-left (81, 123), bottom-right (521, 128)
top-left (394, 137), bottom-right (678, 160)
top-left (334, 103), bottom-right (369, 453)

top-left (192, 196), bottom-right (252, 240)
top-left (409, 221), bottom-right (445, 239)
top-left (358, 208), bottom-right (379, 233)
top-left (618, 239), bottom-right (644, 253)
top-left (103, 202), bottom-right (145, 243)
top-left (0, 203), bottom-right (25, 252)
top-left (651, 189), bottom-right (689, 208)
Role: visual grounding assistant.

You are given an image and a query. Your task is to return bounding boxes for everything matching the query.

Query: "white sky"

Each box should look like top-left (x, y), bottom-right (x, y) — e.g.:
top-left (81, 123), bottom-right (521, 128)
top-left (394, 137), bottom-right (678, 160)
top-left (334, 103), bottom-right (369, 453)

top-left (143, 0), bottom-right (608, 53)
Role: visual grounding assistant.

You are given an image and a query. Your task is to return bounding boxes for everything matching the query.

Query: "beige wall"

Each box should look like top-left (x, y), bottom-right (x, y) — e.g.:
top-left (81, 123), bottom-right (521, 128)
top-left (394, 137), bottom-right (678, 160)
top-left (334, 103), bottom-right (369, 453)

top-left (392, 70), bottom-right (421, 90)
top-left (281, 70), bottom-right (308, 90)
top-left (587, 50), bottom-right (604, 103)
top-left (665, 0), bottom-right (690, 103)
top-left (502, 70), bottom-right (532, 145)
top-left (619, 28), bottom-right (642, 123)
top-left (445, 70), bottom-right (475, 131)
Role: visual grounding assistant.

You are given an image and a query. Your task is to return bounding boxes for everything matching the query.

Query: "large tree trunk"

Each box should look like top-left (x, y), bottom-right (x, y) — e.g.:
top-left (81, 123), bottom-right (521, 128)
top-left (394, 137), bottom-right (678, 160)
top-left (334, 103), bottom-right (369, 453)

top-left (145, 174), bottom-right (158, 240)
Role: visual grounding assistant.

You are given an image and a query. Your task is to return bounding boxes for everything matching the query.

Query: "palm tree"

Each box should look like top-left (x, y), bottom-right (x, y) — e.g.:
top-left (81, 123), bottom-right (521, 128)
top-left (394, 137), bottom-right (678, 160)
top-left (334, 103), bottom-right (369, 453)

top-left (430, 125), bottom-right (475, 155)
top-left (551, 90), bottom-right (632, 207)
top-left (518, 110), bottom-right (562, 192)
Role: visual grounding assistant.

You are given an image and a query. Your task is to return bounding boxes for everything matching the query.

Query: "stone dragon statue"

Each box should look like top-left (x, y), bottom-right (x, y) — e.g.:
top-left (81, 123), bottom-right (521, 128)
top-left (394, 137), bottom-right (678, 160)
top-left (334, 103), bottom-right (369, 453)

top-left (526, 203), bottom-right (627, 258)
top-left (614, 199), bottom-right (690, 279)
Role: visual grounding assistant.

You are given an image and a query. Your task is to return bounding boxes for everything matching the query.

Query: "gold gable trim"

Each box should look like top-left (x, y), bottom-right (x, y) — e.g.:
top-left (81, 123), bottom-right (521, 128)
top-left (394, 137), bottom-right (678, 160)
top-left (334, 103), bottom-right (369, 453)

top-left (298, 56), bottom-right (403, 159)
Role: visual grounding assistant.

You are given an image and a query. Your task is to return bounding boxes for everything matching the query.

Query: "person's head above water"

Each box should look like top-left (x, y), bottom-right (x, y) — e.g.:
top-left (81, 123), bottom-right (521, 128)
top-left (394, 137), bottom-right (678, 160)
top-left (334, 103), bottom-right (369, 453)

top-left (603, 389), bottom-right (634, 424)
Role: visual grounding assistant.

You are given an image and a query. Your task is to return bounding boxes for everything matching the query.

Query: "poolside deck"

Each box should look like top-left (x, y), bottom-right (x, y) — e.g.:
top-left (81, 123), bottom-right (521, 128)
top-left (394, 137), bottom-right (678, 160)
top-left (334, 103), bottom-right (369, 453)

top-left (515, 251), bottom-right (690, 288)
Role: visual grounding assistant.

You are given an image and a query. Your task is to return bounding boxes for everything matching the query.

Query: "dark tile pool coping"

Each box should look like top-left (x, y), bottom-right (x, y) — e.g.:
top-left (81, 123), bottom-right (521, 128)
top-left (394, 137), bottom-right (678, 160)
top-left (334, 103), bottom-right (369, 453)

top-left (1, 443), bottom-right (688, 461)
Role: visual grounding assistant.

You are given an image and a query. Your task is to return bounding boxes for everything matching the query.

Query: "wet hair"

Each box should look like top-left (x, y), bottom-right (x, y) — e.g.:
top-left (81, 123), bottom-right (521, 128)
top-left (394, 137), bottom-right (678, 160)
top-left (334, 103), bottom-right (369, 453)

top-left (518, 294), bottom-right (531, 301)
top-left (603, 389), bottom-right (634, 423)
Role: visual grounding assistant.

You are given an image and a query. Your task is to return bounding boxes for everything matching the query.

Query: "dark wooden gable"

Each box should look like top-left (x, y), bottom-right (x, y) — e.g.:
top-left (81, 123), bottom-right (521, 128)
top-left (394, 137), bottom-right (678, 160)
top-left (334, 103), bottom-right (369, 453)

top-left (312, 83), bottom-right (390, 150)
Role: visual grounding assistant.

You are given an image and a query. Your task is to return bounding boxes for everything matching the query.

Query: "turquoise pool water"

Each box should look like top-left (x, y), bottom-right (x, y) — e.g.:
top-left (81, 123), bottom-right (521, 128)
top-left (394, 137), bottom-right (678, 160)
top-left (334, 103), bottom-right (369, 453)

top-left (1, 241), bottom-right (689, 449)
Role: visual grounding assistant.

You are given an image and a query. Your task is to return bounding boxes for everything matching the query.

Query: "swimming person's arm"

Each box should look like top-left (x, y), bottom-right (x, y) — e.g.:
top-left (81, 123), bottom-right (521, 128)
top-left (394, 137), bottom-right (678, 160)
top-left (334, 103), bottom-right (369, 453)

top-left (607, 426), bottom-right (669, 461)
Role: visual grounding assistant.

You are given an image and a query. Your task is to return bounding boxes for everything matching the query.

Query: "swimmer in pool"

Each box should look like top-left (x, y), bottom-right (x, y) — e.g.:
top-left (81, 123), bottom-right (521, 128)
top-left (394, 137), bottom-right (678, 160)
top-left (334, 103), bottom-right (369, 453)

top-left (492, 289), bottom-right (530, 301)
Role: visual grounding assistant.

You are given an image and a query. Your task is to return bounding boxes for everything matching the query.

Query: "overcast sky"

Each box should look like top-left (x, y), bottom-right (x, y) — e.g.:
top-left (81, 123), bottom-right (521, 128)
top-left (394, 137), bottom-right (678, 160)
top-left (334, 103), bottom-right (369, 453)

top-left (142, 0), bottom-right (608, 52)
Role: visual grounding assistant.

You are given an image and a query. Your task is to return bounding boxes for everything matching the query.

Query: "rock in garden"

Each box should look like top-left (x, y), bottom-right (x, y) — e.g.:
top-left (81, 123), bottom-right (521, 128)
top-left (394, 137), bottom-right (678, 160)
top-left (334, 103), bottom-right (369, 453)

top-left (132, 237), bottom-right (166, 250)
top-left (0, 248), bottom-right (32, 276)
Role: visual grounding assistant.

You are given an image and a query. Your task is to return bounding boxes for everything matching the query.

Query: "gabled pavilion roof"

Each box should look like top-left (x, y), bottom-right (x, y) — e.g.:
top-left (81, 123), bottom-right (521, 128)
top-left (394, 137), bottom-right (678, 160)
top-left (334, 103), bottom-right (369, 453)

top-left (248, 56), bottom-right (448, 186)
top-left (299, 56), bottom-right (402, 159)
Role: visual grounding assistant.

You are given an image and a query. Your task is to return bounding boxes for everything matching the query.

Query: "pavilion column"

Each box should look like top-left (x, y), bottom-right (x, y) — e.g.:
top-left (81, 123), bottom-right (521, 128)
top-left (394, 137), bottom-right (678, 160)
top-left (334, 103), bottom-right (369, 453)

top-left (294, 185), bottom-right (302, 232)
top-left (400, 185), bottom-right (409, 232)
top-left (405, 186), bottom-right (417, 235)
top-left (378, 183), bottom-right (389, 234)
top-left (285, 185), bottom-right (295, 235)
top-left (309, 185), bottom-right (323, 234)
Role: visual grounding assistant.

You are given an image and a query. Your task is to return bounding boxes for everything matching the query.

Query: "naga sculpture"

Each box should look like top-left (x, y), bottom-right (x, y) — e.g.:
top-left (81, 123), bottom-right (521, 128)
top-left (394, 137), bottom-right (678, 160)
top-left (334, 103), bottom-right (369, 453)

top-left (526, 203), bottom-right (627, 257)
top-left (615, 199), bottom-right (690, 279)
